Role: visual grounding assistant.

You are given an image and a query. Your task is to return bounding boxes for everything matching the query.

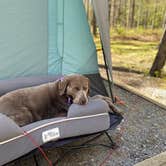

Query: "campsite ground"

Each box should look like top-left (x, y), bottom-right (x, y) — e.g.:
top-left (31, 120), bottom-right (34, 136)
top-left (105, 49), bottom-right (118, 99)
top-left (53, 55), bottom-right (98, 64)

top-left (96, 28), bottom-right (166, 106)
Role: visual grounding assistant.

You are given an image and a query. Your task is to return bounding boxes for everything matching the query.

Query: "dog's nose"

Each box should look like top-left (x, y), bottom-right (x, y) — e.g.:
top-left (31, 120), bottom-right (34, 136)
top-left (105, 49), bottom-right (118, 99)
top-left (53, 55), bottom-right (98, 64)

top-left (81, 100), bottom-right (86, 105)
top-left (79, 98), bottom-right (88, 105)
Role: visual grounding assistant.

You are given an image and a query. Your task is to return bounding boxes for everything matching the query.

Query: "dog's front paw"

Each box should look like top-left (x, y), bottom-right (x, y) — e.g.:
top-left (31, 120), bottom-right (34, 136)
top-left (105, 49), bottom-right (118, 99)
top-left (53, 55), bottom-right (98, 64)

top-left (91, 95), bottom-right (123, 115)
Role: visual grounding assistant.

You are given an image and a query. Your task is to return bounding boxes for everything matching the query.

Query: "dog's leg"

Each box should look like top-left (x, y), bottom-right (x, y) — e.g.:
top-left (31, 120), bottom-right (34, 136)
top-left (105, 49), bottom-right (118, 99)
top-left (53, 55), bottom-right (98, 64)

top-left (9, 107), bottom-right (34, 126)
top-left (91, 95), bottom-right (123, 115)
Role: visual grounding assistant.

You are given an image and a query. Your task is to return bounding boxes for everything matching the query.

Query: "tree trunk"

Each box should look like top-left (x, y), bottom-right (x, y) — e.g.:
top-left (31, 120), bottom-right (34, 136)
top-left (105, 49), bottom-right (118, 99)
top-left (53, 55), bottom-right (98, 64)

top-left (117, 0), bottom-right (122, 26)
top-left (152, 0), bottom-right (158, 29)
top-left (127, 0), bottom-right (130, 28)
top-left (124, 0), bottom-right (128, 27)
top-left (162, 11), bottom-right (166, 28)
top-left (137, 0), bottom-right (141, 28)
top-left (110, 0), bottom-right (117, 27)
top-left (144, 9), bottom-right (149, 29)
top-left (108, 0), bottom-right (111, 24)
top-left (150, 28), bottom-right (166, 76)
top-left (127, 0), bottom-right (135, 28)
top-left (130, 0), bottom-right (135, 27)
top-left (85, 0), bottom-right (90, 20)
top-left (110, 0), bottom-right (114, 27)
top-left (92, 10), bottom-right (97, 37)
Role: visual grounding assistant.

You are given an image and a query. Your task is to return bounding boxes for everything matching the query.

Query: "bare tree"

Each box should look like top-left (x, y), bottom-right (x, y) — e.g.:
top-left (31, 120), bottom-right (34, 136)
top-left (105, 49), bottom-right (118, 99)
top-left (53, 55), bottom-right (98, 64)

top-left (92, 10), bottom-right (97, 37)
top-left (150, 28), bottom-right (166, 76)
top-left (129, 0), bottom-right (135, 27)
top-left (110, 0), bottom-right (117, 27)
top-left (108, 0), bottom-right (112, 23)
top-left (162, 10), bottom-right (166, 28)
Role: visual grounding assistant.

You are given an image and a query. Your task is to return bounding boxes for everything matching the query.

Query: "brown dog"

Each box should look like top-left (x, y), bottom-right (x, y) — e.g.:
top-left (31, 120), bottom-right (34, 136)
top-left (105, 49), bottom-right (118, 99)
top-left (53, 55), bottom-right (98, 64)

top-left (0, 75), bottom-right (89, 126)
top-left (0, 74), bottom-right (121, 126)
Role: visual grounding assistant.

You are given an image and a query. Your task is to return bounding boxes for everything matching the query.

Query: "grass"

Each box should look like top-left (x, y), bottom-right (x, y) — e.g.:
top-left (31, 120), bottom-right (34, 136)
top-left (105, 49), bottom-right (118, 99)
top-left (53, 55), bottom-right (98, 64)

top-left (95, 27), bottom-right (166, 77)
top-left (111, 39), bottom-right (158, 74)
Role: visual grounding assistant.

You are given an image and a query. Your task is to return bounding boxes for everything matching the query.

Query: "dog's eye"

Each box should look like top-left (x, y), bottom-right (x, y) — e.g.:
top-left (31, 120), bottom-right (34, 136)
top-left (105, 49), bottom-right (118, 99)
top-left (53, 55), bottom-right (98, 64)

top-left (74, 87), bottom-right (80, 91)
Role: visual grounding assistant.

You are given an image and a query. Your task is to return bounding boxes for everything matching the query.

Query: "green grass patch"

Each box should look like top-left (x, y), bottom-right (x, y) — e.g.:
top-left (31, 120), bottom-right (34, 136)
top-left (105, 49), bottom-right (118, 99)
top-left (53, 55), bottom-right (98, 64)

top-left (94, 28), bottom-right (166, 77)
top-left (110, 27), bottom-right (163, 42)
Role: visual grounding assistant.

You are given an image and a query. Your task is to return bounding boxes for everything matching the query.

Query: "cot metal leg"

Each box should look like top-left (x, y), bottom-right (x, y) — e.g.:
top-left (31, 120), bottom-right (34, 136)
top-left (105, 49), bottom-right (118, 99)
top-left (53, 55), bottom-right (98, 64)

top-left (104, 131), bottom-right (117, 149)
top-left (52, 131), bottom-right (118, 165)
top-left (33, 154), bottom-right (39, 166)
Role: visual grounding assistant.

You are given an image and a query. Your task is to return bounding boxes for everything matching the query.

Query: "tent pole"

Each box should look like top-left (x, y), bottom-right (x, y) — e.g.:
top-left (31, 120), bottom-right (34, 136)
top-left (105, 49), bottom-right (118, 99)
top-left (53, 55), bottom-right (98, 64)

top-left (101, 42), bottom-right (115, 103)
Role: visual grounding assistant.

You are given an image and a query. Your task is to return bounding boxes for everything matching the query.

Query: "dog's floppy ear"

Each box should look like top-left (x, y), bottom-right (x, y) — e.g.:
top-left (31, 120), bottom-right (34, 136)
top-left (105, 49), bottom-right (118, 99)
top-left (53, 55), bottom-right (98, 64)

top-left (57, 77), bottom-right (69, 96)
top-left (87, 78), bottom-right (90, 96)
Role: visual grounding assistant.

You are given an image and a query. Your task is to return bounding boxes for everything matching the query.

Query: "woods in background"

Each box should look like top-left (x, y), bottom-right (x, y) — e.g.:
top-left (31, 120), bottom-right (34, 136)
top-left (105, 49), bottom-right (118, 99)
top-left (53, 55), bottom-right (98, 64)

top-left (84, 0), bottom-right (166, 77)
top-left (108, 0), bottom-right (166, 29)
top-left (84, 0), bottom-right (166, 30)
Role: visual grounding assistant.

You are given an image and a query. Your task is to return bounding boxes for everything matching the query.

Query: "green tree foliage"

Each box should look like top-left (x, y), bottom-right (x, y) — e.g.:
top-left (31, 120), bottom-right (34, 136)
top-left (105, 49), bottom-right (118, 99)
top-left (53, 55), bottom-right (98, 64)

top-left (108, 0), bottom-right (166, 29)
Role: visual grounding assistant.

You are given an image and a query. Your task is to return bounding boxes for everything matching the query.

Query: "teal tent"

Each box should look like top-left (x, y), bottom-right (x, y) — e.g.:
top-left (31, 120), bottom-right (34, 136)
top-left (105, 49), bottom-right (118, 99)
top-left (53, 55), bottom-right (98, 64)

top-left (0, 0), bottom-right (113, 97)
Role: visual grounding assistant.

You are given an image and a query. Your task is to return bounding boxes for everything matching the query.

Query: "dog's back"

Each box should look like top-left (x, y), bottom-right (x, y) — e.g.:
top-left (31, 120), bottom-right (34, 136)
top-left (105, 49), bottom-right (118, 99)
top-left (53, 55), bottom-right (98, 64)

top-left (0, 83), bottom-right (52, 126)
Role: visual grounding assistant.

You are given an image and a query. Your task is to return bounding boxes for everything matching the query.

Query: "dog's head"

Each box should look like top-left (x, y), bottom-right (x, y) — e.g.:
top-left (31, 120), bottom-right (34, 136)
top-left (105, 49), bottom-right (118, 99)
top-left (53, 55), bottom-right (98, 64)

top-left (57, 75), bottom-right (89, 105)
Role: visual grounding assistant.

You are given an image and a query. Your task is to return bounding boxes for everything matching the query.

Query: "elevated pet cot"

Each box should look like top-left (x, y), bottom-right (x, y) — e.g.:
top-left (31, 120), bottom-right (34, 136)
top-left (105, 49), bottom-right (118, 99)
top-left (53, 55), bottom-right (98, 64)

top-left (0, 76), bottom-right (123, 165)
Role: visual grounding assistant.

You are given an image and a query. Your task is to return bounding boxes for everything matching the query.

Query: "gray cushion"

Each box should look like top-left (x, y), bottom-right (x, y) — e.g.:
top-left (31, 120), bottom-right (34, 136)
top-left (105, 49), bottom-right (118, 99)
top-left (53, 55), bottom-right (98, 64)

top-left (0, 113), bottom-right (22, 142)
top-left (68, 99), bottom-right (109, 118)
top-left (0, 75), bottom-right (62, 96)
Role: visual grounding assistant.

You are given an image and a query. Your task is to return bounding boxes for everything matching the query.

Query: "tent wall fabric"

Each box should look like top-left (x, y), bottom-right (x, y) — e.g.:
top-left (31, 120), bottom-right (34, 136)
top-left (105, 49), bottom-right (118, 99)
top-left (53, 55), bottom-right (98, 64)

top-left (48, 0), bottom-right (98, 75)
top-left (0, 0), bottom-right (48, 79)
top-left (0, 0), bottom-right (98, 79)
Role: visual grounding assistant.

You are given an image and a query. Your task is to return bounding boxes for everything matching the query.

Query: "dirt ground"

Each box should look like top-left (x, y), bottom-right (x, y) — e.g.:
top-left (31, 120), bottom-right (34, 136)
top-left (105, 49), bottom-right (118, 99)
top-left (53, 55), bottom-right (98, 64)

top-left (112, 70), bottom-right (166, 106)
top-left (6, 83), bottom-right (166, 166)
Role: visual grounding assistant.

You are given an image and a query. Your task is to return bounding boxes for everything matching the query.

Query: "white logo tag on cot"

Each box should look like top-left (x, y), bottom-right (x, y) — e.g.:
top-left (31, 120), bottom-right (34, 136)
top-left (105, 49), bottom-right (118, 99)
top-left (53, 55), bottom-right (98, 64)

top-left (42, 128), bottom-right (60, 143)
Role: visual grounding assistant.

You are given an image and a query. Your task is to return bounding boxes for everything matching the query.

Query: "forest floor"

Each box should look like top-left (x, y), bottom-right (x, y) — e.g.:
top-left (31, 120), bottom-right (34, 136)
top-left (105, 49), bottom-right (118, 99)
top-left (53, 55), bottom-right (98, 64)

top-left (96, 28), bottom-right (166, 106)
